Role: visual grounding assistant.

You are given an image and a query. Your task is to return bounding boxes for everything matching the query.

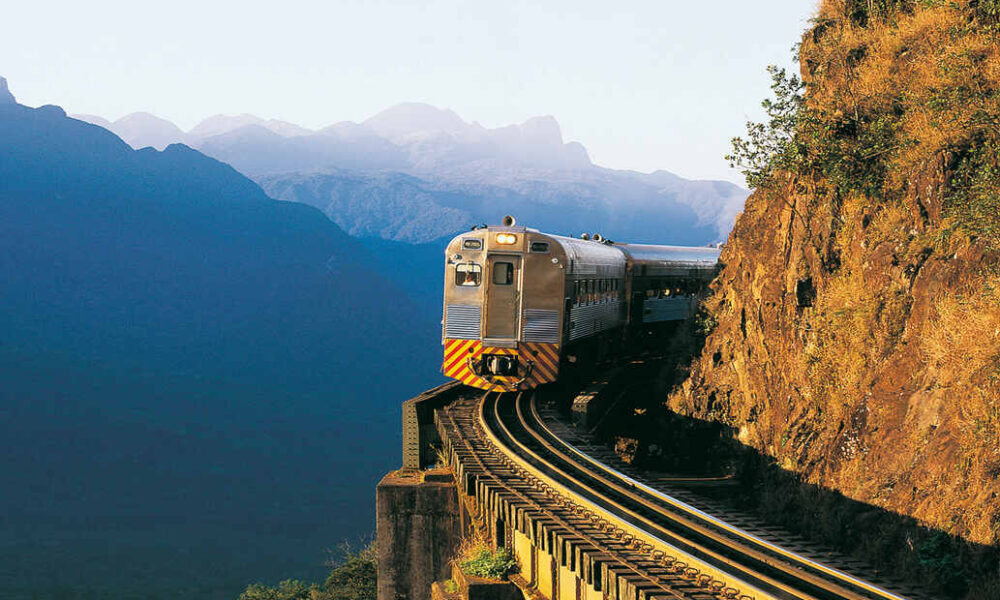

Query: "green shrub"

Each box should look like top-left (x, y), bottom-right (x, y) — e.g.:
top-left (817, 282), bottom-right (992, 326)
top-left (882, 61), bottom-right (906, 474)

top-left (237, 541), bottom-right (377, 600)
top-left (238, 580), bottom-right (316, 600)
top-left (322, 542), bottom-right (378, 600)
top-left (459, 548), bottom-right (517, 580)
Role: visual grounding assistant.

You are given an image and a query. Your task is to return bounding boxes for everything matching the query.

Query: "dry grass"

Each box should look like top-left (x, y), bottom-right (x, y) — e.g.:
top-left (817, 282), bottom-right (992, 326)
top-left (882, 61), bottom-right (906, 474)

top-left (921, 277), bottom-right (1000, 388)
top-left (457, 526), bottom-right (494, 562)
top-left (804, 1), bottom-right (1000, 243)
top-left (675, 0), bottom-right (1000, 592)
top-left (801, 194), bottom-right (912, 414)
top-left (921, 274), bottom-right (1000, 526)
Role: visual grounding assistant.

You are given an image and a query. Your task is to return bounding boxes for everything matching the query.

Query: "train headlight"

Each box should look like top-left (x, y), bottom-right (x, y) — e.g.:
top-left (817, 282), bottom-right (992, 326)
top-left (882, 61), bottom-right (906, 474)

top-left (496, 233), bottom-right (518, 245)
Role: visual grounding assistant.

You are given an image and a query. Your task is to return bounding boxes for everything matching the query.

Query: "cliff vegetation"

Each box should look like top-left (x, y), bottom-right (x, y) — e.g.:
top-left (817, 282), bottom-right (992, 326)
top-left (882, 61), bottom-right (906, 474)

top-left (667, 0), bottom-right (1000, 595)
top-left (237, 542), bottom-right (377, 600)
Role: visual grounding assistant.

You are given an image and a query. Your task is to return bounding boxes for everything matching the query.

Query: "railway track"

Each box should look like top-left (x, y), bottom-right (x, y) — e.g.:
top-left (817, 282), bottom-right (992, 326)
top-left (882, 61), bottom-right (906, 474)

top-left (436, 387), bottom-right (932, 600)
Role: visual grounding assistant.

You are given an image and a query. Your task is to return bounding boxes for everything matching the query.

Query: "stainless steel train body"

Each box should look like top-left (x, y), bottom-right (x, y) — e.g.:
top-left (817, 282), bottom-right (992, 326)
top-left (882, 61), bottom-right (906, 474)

top-left (442, 219), bottom-right (720, 390)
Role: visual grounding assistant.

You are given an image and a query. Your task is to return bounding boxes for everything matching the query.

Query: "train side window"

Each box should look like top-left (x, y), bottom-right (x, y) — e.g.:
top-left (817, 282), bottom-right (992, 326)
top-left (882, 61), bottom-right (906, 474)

top-left (455, 263), bottom-right (482, 287)
top-left (530, 241), bottom-right (550, 253)
top-left (493, 262), bottom-right (514, 285)
top-left (462, 238), bottom-right (483, 250)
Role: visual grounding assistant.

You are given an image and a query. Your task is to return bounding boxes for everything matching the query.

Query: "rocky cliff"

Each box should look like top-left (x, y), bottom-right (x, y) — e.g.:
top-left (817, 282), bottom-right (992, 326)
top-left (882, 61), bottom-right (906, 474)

top-left (669, 0), bottom-right (1000, 568)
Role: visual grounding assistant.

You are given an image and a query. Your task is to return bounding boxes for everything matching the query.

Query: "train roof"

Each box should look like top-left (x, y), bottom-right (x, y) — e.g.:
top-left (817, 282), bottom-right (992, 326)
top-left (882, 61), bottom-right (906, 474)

top-left (448, 222), bottom-right (721, 274)
top-left (548, 234), bottom-right (627, 267)
top-left (616, 243), bottom-right (721, 269)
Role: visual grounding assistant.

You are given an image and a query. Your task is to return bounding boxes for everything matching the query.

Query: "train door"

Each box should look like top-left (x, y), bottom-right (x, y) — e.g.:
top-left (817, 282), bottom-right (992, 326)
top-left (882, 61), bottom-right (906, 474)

top-left (484, 255), bottom-right (521, 340)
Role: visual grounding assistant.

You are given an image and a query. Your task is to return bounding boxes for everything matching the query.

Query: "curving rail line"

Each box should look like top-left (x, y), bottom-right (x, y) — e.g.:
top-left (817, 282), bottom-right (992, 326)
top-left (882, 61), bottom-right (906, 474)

top-left (524, 396), bottom-right (916, 600)
top-left (472, 390), bottom-right (923, 600)
top-left (438, 389), bottom-right (756, 600)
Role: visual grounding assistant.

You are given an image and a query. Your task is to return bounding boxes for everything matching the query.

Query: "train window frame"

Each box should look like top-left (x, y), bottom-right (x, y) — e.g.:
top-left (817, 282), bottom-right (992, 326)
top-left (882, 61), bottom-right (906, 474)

top-left (455, 262), bottom-right (482, 287)
top-left (462, 238), bottom-right (483, 250)
top-left (529, 241), bottom-right (550, 253)
top-left (492, 262), bottom-right (514, 286)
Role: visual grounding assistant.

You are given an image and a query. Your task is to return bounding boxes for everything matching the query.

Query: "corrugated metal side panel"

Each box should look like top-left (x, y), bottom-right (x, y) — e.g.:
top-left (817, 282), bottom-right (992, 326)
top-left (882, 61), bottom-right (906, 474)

top-left (642, 297), bottom-right (696, 323)
top-left (523, 309), bottom-right (560, 343)
top-left (445, 304), bottom-right (481, 339)
top-left (568, 301), bottom-right (625, 341)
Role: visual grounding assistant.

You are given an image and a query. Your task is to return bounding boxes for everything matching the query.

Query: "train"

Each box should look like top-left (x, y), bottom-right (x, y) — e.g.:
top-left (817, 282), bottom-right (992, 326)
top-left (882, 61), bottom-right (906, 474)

top-left (441, 216), bottom-right (721, 391)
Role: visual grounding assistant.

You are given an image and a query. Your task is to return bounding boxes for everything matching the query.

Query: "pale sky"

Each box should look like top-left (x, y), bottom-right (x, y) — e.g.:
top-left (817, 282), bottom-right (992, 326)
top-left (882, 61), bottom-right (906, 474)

top-left (3, 1), bottom-right (816, 184)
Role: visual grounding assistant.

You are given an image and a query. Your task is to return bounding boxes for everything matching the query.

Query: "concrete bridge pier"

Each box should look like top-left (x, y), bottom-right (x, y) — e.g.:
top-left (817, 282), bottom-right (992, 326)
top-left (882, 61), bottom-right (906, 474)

top-left (377, 468), bottom-right (464, 600)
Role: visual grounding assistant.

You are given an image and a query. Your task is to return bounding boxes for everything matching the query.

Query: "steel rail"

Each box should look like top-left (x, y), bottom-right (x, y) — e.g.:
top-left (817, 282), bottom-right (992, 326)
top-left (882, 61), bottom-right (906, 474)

top-left (449, 389), bottom-right (711, 600)
top-left (479, 391), bottom-right (779, 600)
top-left (474, 391), bottom-right (697, 600)
top-left (525, 394), bottom-right (915, 600)
top-left (503, 393), bottom-right (821, 600)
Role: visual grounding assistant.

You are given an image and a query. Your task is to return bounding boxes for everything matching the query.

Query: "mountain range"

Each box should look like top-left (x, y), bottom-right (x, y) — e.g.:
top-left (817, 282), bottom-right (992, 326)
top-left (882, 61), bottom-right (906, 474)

top-left (74, 103), bottom-right (749, 244)
top-left (0, 71), bottom-right (748, 598)
top-left (1, 78), bottom-right (440, 599)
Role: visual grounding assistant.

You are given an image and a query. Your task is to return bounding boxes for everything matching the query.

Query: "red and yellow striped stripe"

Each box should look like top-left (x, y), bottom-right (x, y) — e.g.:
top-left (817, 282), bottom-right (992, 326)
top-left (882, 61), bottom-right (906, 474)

top-left (443, 339), bottom-right (560, 390)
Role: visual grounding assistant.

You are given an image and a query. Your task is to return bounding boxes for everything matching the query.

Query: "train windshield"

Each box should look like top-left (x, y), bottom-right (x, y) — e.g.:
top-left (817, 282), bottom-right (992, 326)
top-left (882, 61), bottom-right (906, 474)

top-left (492, 262), bottom-right (514, 285)
top-left (455, 263), bottom-right (482, 287)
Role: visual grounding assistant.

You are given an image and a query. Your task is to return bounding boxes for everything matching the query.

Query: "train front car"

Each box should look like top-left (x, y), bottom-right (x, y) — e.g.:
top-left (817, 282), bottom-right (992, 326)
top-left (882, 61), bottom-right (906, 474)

top-left (441, 220), bottom-right (568, 391)
top-left (440, 219), bottom-right (719, 391)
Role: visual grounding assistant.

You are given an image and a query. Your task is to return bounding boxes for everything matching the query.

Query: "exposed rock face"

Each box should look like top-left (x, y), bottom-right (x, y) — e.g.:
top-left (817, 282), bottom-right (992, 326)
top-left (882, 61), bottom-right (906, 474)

top-left (670, 0), bottom-right (1000, 552)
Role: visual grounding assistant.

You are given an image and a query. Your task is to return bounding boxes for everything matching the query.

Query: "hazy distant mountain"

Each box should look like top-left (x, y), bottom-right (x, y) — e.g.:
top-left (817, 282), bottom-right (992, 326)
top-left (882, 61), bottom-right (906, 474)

top-left (196, 122), bottom-right (408, 175)
top-left (71, 111), bottom-right (314, 151)
top-left (72, 111), bottom-right (187, 149)
top-left (189, 113), bottom-right (314, 139)
top-left (259, 166), bottom-right (744, 245)
top-left (357, 104), bottom-right (591, 171)
top-left (113, 111), bottom-right (188, 149)
top-left (72, 112), bottom-right (111, 127)
top-left (363, 102), bottom-right (469, 140)
top-left (0, 77), bottom-right (14, 104)
top-left (1, 88), bottom-right (439, 598)
top-left (74, 101), bottom-right (748, 242)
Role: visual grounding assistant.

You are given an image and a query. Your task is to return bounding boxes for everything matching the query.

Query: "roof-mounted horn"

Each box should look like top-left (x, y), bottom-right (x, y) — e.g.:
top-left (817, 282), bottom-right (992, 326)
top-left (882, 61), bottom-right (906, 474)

top-left (502, 215), bottom-right (516, 227)
top-left (592, 233), bottom-right (604, 243)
